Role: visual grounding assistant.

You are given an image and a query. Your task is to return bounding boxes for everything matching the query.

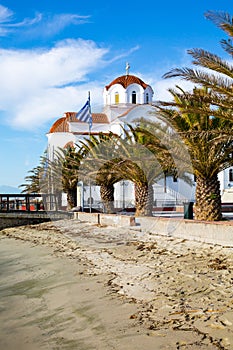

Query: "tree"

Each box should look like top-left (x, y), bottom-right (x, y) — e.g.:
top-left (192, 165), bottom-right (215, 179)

top-left (155, 86), bottom-right (233, 221)
top-left (78, 133), bottom-right (121, 213)
top-left (157, 11), bottom-right (233, 220)
top-left (59, 146), bottom-right (81, 209)
top-left (20, 151), bottom-right (48, 194)
top-left (163, 11), bottom-right (233, 122)
top-left (20, 165), bottom-right (42, 194)
top-left (79, 129), bottom-right (173, 216)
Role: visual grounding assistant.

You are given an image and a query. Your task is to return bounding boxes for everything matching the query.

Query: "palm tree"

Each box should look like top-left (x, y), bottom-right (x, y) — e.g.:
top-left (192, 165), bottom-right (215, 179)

top-left (157, 11), bottom-right (233, 220)
top-left (97, 164), bottom-right (121, 214)
top-left (116, 158), bottom-right (155, 216)
top-left (20, 151), bottom-right (48, 194)
top-left (155, 86), bottom-right (233, 221)
top-left (79, 130), bottom-right (172, 216)
top-left (37, 146), bottom-right (81, 210)
top-left (77, 133), bottom-right (121, 213)
top-left (116, 128), bottom-right (173, 216)
top-left (162, 11), bottom-right (233, 122)
top-left (47, 146), bottom-right (84, 210)
top-left (20, 165), bottom-right (42, 193)
top-left (21, 147), bottom-right (82, 210)
top-left (59, 146), bottom-right (82, 209)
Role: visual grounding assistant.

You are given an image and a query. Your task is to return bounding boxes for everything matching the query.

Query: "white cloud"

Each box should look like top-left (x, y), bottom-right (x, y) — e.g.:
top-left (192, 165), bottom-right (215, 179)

top-left (108, 45), bottom-right (140, 63)
top-left (138, 54), bottom-right (195, 102)
top-left (0, 5), bottom-right (13, 23)
top-left (153, 78), bottom-right (195, 102)
top-left (0, 40), bottom-right (198, 130)
top-left (0, 39), bottom-right (108, 130)
top-left (7, 12), bottom-right (42, 28)
top-left (13, 84), bottom-right (104, 130)
top-left (43, 13), bottom-right (90, 33)
top-left (0, 5), bottom-right (42, 35)
top-left (25, 13), bottom-right (90, 39)
top-left (133, 72), bottom-right (194, 103)
top-left (0, 5), bottom-right (90, 37)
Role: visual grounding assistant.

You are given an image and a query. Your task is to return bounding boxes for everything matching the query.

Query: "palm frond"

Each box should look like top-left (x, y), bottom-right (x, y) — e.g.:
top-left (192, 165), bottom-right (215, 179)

top-left (220, 39), bottom-right (233, 57)
top-left (163, 67), bottom-right (233, 97)
top-left (205, 11), bottom-right (233, 38)
top-left (187, 48), bottom-right (233, 79)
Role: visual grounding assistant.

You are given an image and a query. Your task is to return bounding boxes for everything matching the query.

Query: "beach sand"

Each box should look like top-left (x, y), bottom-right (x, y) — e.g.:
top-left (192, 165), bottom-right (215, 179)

top-left (1, 219), bottom-right (233, 349)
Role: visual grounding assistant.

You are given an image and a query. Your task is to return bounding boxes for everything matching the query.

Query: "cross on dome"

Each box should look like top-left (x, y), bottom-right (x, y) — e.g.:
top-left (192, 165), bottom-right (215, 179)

top-left (104, 67), bottom-right (154, 105)
top-left (125, 62), bottom-right (130, 76)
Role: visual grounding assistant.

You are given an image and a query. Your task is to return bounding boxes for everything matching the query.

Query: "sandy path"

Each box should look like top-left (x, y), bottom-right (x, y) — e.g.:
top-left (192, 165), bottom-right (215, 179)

top-left (0, 237), bottom-right (157, 350)
top-left (1, 219), bottom-right (233, 349)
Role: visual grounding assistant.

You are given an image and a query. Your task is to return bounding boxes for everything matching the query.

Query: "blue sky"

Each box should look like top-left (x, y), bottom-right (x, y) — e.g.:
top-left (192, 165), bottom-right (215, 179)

top-left (0, 0), bottom-right (232, 189)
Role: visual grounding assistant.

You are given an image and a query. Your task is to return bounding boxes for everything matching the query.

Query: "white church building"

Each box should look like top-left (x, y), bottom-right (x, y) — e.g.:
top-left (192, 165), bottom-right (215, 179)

top-left (47, 67), bottom-right (233, 209)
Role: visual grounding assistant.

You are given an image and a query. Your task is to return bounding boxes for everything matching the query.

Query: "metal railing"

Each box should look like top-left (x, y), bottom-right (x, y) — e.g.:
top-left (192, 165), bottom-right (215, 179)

top-left (0, 193), bottom-right (59, 212)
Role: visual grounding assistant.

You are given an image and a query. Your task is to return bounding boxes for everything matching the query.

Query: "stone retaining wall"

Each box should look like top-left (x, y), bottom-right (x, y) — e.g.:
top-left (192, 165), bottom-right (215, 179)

top-left (75, 212), bottom-right (233, 247)
top-left (74, 212), bottom-right (135, 227)
top-left (137, 217), bottom-right (233, 247)
top-left (0, 212), bottom-right (72, 230)
top-left (2, 211), bottom-right (233, 247)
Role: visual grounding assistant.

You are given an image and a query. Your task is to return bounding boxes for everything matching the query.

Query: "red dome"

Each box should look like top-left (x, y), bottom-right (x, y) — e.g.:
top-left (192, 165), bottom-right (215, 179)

top-left (49, 117), bottom-right (67, 133)
top-left (105, 74), bottom-right (148, 91)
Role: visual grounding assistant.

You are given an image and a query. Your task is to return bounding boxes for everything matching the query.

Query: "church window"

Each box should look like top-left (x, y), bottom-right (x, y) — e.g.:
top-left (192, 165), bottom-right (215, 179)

top-left (132, 91), bottom-right (136, 104)
top-left (146, 93), bottom-right (149, 104)
top-left (229, 169), bottom-right (233, 182)
top-left (115, 92), bottom-right (119, 104)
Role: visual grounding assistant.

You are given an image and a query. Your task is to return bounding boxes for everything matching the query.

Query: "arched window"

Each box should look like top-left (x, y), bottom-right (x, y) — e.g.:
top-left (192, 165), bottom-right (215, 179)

top-left (132, 91), bottom-right (136, 104)
top-left (146, 93), bottom-right (149, 104)
top-left (115, 92), bottom-right (119, 104)
top-left (229, 169), bottom-right (233, 182)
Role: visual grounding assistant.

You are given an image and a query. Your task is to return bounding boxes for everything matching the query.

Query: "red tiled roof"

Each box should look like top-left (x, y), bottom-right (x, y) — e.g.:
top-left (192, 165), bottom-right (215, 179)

top-left (65, 112), bottom-right (78, 122)
top-left (49, 112), bottom-right (109, 133)
top-left (49, 117), bottom-right (69, 133)
top-left (64, 141), bottom-right (74, 148)
top-left (105, 74), bottom-right (148, 91)
top-left (92, 113), bottom-right (109, 123)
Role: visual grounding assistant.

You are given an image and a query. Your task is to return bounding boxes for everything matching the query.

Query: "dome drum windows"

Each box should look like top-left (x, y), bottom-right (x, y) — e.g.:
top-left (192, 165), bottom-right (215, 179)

top-left (229, 169), bottom-right (233, 182)
top-left (104, 74), bottom-right (154, 106)
top-left (132, 91), bottom-right (137, 104)
top-left (115, 92), bottom-right (119, 104)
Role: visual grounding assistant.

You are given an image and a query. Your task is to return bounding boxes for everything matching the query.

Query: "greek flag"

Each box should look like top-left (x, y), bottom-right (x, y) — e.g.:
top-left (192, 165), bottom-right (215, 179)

top-left (76, 93), bottom-right (92, 130)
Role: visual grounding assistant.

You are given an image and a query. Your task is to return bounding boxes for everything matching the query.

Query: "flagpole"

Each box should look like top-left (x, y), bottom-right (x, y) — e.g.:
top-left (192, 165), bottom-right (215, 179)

top-left (88, 90), bottom-right (92, 135)
top-left (88, 91), bottom-right (92, 213)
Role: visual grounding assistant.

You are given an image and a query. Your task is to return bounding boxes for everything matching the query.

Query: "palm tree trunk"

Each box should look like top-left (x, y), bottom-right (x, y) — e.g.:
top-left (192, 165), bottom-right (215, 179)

top-left (135, 182), bottom-right (153, 216)
top-left (100, 183), bottom-right (114, 213)
top-left (195, 174), bottom-right (222, 221)
top-left (55, 191), bottom-right (62, 210)
top-left (66, 187), bottom-right (77, 210)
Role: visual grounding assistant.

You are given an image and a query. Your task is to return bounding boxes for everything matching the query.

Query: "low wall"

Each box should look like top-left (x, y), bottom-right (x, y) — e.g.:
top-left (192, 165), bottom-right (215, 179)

top-left (137, 217), bottom-right (233, 247)
top-left (0, 211), bottom-right (72, 230)
top-left (74, 212), bottom-right (100, 224)
top-left (75, 212), bottom-right (233, 247)
top-left (3, 211), bottom-right (232, 247)
top-left (100, 213), bottom-right (136, 227)
top-left (74, 212), bottom-right (135, 227)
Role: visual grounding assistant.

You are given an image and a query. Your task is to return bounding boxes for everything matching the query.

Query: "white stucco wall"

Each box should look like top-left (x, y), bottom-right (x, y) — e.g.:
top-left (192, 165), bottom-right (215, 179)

top-left (114, 181), bottom-right (134, 208)
top-left (144, 86), bottom-right (154, 103)
top-left (104, 81), bottom-right (153, 106)
top-left (219, 167), bottom-right (233, 193)
top-left (105, 84), bottom-right (126, 105)
top-left (69, 122), bottom-right (111, 134)
top-left (47, 132), bottom-right (76, 160)
top-left (125, 83), bottom-right (144, 104)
